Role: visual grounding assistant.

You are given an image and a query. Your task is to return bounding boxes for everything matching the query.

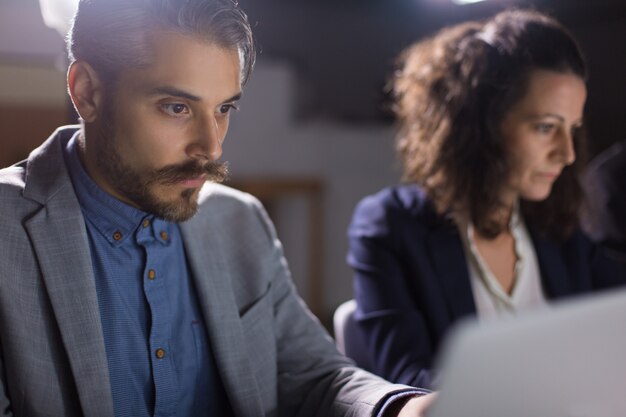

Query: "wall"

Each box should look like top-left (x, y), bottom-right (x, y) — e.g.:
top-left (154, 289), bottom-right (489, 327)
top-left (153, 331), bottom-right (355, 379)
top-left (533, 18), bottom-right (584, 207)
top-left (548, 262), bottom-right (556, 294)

top-left (0, 0), bottom-right (69, 167)
top-left (226, 61), bottom-right (400, 323)
top-left (0, 63), bottom-right (68, 166)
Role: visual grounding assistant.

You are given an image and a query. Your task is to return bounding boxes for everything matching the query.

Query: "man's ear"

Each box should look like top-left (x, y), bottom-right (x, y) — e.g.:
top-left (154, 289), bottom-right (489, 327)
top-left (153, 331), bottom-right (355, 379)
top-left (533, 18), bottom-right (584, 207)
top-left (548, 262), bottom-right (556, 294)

top-left (67, 60), bottom-right (103, 123)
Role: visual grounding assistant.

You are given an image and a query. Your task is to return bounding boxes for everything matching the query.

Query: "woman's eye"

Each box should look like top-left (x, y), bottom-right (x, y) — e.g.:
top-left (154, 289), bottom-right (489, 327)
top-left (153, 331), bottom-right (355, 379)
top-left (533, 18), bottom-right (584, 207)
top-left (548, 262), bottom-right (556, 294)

top-left (162, 103), bottom-right (189, 116)
top-left (536, 123), bottom-right (554, 134)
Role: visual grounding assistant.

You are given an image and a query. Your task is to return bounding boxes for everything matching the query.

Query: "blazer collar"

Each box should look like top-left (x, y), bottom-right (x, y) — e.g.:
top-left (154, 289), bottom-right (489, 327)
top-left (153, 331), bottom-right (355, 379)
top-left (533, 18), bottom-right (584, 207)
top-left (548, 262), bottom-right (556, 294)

top-left (23, 126), bottom-right (115, 417)
top-left (529, 229), bottom-right (575, 298)
top-left (180, 212), bottom-right (264, 417)
top-left (23, 125), bottom-right (81, 205)
top-left (426, 218), bottom-right (477, 319)
top-left (427, 215), bottom-right (575, 317)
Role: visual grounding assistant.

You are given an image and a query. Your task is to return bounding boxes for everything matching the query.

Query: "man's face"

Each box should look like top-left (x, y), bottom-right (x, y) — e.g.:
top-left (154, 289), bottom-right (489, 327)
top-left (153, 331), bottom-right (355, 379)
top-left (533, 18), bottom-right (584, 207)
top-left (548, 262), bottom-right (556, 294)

top-left (84, 31), bottom-right (242, 222)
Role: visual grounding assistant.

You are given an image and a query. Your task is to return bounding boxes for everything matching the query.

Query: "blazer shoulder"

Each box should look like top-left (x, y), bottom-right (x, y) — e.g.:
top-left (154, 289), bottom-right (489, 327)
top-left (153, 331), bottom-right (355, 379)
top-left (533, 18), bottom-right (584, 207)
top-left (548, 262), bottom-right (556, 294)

top-left (0, 162), bottom-right (27, 195)
top-left (197, 182), bottom-right (263, 217)
top-left (0, 163), bottom-right (35, 219)
top-left (193, 183), bottom-right (275, 241)
top-left (350, 184), bottom-right (440, 236)
top-left (199, 182), bottom-right (260, 207)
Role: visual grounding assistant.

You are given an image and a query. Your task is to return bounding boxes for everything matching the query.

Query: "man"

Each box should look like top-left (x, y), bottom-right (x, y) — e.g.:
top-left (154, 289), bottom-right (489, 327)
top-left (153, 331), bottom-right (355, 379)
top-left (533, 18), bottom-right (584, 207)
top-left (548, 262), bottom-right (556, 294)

top-left (582, 140), bottom-right (626, 263)
top-left (0, 0), bottom-right (432, 415)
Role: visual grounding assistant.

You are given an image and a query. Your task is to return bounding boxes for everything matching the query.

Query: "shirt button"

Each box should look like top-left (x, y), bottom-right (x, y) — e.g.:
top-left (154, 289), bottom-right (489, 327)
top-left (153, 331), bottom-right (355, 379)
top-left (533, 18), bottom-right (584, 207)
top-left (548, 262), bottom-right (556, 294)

top-left (148, 269), bottom-right (156, 280)
top-left (160, 231), bottom-right (169, 241)
top-left (112, 231), bottom-right (123, 241)
top-left (143, 219), bottom-right (150, 228)
top-left (155, 348), bottom-right (165, 359)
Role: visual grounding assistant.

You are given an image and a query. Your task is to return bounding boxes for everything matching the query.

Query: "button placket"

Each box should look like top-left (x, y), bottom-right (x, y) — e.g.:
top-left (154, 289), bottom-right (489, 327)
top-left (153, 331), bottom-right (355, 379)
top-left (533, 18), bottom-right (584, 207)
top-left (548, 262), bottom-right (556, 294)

top-left (155, 348), bottom-right (166, 359)
top-left (138, 225), bottom-right (168, 338)
top-left (141, 234), bottom-right (177, 415)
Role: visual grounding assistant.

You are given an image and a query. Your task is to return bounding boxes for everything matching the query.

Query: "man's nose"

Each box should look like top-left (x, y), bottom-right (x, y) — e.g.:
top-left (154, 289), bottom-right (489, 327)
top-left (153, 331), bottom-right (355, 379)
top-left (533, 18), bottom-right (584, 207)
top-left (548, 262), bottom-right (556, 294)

top-left (187, 116), bottom-right (223, 161)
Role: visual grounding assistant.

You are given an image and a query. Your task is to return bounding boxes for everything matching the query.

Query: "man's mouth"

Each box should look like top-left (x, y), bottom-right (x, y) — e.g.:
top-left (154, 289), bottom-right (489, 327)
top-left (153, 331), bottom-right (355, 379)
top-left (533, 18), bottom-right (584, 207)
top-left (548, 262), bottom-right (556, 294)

top-left (177, 174), bottom-right (208, 188)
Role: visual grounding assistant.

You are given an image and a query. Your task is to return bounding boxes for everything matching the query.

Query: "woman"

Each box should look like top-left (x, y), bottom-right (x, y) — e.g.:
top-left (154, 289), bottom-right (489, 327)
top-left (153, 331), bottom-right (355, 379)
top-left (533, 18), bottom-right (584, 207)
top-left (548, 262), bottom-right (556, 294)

top-left (346, 9), bottom-right (624, 390)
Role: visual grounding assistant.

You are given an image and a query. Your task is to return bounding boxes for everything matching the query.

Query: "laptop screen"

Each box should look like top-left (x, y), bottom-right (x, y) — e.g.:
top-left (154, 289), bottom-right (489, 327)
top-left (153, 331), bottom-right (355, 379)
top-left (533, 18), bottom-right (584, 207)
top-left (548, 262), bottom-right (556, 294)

top-left (427, 288), bottom-right (626, 417)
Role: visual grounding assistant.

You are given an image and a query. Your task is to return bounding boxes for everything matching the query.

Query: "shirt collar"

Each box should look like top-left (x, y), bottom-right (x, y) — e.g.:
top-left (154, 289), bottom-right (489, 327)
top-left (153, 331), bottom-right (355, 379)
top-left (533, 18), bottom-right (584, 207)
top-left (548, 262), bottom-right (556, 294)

top-left (63, 133), bottom-right (160, 246)
top-left (460, 200), bottom-right (525, 310)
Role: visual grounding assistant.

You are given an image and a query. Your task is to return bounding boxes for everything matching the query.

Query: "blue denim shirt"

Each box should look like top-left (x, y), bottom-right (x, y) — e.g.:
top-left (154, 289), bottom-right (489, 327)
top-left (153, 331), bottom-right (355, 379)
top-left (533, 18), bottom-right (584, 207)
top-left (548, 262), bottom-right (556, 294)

top-left (63, 134), bottom-right (232, 417)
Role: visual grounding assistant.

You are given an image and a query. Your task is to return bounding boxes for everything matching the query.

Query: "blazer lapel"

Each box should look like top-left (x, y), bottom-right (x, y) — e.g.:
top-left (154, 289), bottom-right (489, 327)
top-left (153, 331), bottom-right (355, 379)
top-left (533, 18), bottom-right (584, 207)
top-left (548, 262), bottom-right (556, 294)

top-left (530, 230), bottom-right (575, 298)
top-left (181, 219), bottom-right (264, 417)
top-left (426, 222), bottom-right (476, 319)
top-left (21, 127), bottom-right (114, 417)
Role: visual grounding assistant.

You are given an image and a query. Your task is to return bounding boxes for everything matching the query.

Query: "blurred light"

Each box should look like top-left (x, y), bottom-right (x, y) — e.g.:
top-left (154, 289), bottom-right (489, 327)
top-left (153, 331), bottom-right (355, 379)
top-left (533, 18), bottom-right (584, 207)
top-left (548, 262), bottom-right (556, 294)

top-left (38, 0), bottom-right (79, 37)
top-left (452, 0), bottom-right (488, 4)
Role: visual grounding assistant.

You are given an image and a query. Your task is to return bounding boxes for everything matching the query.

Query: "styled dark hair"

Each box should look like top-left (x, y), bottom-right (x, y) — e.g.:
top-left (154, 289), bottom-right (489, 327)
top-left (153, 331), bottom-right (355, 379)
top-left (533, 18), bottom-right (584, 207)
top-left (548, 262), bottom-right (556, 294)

top-left (67, 0), bottom-right (255, 86)
top-left (392, 9), bottom-right (587, 239)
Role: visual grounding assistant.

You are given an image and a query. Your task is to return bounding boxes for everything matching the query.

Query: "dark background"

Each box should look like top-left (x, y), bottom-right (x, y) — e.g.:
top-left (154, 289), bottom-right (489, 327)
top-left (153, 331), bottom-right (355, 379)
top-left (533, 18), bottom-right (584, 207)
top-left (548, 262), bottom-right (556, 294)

top-left (1, 0), bottom-right (625, 320)
top-left (239, 0), bottom-right (626, 156)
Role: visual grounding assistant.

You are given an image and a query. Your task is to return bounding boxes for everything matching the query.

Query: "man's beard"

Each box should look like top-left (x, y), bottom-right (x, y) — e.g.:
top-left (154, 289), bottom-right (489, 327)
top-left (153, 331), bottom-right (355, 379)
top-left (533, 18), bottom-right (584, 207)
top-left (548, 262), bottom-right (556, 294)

top-left (93, 109), bottom-right (229, 222)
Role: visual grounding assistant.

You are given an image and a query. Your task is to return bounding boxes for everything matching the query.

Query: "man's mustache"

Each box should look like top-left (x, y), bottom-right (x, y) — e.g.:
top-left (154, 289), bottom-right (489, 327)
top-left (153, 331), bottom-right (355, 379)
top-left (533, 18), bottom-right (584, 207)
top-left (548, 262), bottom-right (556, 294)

top-left (152, 160), bottom-right (229, 185)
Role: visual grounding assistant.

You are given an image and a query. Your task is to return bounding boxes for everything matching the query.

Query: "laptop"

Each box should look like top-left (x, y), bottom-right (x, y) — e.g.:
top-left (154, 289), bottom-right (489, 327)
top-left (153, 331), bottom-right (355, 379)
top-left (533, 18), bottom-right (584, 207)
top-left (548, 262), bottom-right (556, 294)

top-left (426, 288), bottom-right (626, 417)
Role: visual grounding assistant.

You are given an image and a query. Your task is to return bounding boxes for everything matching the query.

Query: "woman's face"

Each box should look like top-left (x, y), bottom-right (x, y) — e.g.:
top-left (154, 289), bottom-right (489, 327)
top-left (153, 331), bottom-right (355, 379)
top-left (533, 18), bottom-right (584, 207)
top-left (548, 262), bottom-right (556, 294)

top-left (500, 69), bottom-right (587, 205)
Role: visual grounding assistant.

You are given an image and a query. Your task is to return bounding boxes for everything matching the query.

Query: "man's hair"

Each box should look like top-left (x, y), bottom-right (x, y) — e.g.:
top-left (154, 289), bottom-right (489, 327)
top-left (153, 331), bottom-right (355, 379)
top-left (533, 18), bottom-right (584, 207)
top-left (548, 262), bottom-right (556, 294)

top-left (392, 9), bottom-right (587, 239)
top-left (67, 0), bottom-right (255, 86)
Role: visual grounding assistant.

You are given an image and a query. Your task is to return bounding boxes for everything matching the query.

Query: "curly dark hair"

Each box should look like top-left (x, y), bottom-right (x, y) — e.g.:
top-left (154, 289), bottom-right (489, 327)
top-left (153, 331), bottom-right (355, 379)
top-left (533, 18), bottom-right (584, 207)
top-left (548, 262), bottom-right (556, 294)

top-left (392, 9), bottom-right (587, 239)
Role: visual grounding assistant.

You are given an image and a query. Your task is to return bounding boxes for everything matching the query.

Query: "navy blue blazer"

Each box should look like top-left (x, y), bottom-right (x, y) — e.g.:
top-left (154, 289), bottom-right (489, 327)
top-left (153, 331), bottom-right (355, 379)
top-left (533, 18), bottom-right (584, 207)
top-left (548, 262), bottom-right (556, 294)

top-left (346, 185), bottom-right (625, 389)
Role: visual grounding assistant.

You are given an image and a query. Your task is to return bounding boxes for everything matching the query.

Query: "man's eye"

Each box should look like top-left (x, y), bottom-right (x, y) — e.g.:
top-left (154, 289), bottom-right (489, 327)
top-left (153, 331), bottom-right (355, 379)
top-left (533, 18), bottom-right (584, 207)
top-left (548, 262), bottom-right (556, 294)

top-left (219, 104), bottom-right (238, 115)
top-left (162, 103), bottom-right (189, 116)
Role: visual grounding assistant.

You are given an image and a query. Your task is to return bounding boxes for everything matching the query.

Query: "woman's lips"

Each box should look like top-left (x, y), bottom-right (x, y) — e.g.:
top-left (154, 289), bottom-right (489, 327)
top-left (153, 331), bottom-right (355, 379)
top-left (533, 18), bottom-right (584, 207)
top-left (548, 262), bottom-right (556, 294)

top-left (537, 171), bottom-right (560, 180)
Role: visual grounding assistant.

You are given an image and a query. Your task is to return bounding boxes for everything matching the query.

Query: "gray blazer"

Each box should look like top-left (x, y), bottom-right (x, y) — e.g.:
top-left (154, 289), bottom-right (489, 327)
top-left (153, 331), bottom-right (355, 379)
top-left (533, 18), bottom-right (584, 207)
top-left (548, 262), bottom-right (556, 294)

top-left (0, 126), bottom-right (412, 417)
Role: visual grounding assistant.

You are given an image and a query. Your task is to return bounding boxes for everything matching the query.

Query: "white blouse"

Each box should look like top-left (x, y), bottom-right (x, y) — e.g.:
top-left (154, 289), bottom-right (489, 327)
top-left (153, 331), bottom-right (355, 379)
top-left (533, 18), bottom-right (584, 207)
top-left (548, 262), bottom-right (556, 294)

top-left (458, 206), bottom-right (549, 319)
